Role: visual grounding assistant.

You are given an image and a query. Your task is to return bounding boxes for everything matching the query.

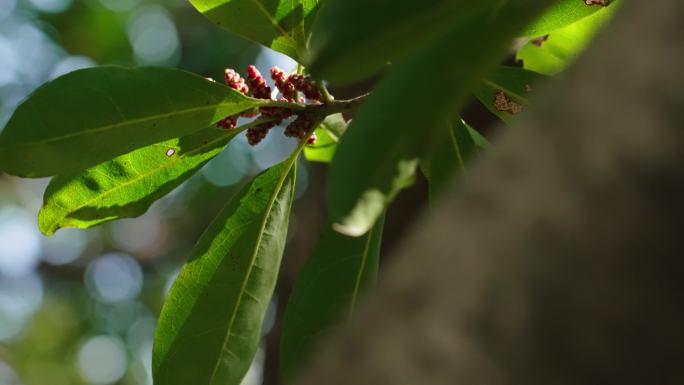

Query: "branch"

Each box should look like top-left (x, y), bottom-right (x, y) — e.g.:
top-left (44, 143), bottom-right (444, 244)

top-left (261, 93), bottom-right (370, 118)
top-left (309, 94), bottom-right (370, 117)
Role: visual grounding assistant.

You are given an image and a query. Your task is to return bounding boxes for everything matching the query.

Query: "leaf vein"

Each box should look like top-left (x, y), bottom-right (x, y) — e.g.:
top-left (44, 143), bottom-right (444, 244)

top-left (207, 153), bottom-right (297, 385)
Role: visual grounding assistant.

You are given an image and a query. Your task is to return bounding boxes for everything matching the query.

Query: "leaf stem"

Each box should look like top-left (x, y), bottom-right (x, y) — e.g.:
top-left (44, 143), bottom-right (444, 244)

top-left (311, 94), bottom-right (369, 117)
top-left (260, 99), bottom-right (307, 110)
top-left (234, 116), bottom-right (280, 131)
top-left (260, 93), bottom-right (369, 118)
top-left (320, 82), bottom-right (335, 103)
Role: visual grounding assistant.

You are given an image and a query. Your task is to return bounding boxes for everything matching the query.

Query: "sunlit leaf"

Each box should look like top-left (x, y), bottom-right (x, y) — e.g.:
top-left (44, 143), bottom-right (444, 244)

top-left (38, 121), bottom-right (269, 236)
top-left (521, 0), bottom-right (619, 36)
top-left (304, 113), bottom-right (346, 164)
top-left (153, 157), bottom-right (297, 385)
top-left (517, 3), bottom-right (621, 74)
top-left (188, 0), bottom-right (322, 62)
top-left (328, 0), bottom-right (554, 236)
top-left (0, 66), bottom-right (265, 177)
top-left (280, 217), bottom-right (384, 381)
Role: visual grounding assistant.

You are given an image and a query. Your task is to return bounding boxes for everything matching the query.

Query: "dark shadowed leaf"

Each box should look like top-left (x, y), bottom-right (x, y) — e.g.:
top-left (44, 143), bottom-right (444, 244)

top-left (328, 0), bottom-right (554, 236)
top-left (308, 0), bottom-right (498, 85)
top-left (280, 217), bottom-right (384, 381)
top-left (153, 156), bottom-right (297, 385)
top-left (517, 3), bottom-right (620, 74)
top-left (422, 118), bottom-right (478, 200)
top-left (521, 0), bottom-right (619, 36)
top-left (188, 0), bottom-right (322, 62)
top-left (38, 121), bottom-right (267, 236)
top-left (303, 113), bottom-right (346, 163)
top-left (0, 66), bottom-right (265, 177)
top-left (474, 66), bottom-right (547, 122)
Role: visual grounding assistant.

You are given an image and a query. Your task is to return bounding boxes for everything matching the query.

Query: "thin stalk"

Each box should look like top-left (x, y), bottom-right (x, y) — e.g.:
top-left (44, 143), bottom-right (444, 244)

top-left (261, 93), bottom-right (370, 118)
top-left (320, 82), bottom-right (335, 103)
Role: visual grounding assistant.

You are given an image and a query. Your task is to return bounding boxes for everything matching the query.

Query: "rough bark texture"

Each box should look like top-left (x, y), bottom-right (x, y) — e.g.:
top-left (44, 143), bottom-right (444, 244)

top-left (297, 1), bottom-right (684, 384)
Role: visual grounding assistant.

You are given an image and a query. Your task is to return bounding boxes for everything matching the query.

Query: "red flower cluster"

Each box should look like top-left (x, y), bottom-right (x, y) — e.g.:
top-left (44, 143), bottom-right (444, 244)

top-left (289, 73), bottom-right (323, 101)
top-left (270, 67), bottom-right (298, 101)
top-left (246, 65), bottom-right (272, 99)
top-left (225, 69), bottom-right (248, 94)
top-left (246, 121), bottom-right (277, 145)
top-left (216, 65), bottom-right (322, 146)
top-left (216, 115), bottom-right (238, 129)
top-left (284, 114), bottom-right (318, 144)
top-left (271, 66), bottom-right (324, 102)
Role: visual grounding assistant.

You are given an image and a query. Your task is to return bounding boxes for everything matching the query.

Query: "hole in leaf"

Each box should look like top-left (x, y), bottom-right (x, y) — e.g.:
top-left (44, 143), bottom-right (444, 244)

top-left (531, 35), bottom-right (549, 47)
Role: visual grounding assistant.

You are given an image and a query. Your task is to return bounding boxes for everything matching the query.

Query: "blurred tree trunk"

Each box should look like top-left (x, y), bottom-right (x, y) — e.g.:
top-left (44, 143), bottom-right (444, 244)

top-left (296, 0), bottom-right (684, 384)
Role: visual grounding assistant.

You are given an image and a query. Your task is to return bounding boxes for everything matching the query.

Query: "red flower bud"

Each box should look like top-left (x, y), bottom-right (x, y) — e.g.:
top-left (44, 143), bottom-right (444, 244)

top-left (271, 66), bottom-right (297, 100)
top-left (246, 65), bottom-right (272, 99)
top-left (246, 121), bottom-right (278, 146)
top-left (224, 68), bottom-right (249, 95)
top-left (285, 114), bottom-right (316, 139)
top-left (288, 74), bottom-right (323, 102)
top-left (216, 115), bottom-right (238, 129)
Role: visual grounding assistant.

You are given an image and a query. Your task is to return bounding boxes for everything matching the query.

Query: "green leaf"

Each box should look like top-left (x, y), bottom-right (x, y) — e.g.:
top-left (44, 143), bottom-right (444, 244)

top-left (153, 157), bottom-right (297, 385)
top-left (303, 129), bottom-right (335, 164)
top-left (303, 113), bottom-right (346, 164)
top-left (422, 118), bottom-right (478, 200)
top-left (521, 0), bottom-right (619, 36)
top-left (38, 122), bottom-right (258, 236)
top-left (474, 66), bottom-right (547, 122)
top-left (188, 0), bottom-right (322, 62)
top-left (309, 1), bottom-right (498, 85)
top-left (328, 1), bottom-right (554, 236)
top-left (0, 66), bottom-right (264, 177)
top-left (468, 125), bottom-right (491, 150)
top-left (517, 3), bottom-right (621, 74)
top-left (280, 217), bottom-right (384, 381)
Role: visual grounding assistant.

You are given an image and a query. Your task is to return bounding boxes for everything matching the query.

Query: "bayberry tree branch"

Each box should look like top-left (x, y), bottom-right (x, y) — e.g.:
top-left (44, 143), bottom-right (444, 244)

top-left (261, 93), bottom-right (369, 117)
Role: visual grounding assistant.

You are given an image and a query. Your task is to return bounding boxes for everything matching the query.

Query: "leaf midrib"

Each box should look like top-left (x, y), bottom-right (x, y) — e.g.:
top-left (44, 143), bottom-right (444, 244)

top-left (347, 223), bottom-right (377, 319)
top-left (4, 101), bottom-right (251, 148)
top-left (449, 121), bottom-right (466, 173)
top-left (201, 0), bottom-right (296, 42)
top-left (207, 145), bottom-right (301, 385)
top-left (43, 129), bottom-right (238, 232)
top-left (250, 0), bottom-right (289, 37)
